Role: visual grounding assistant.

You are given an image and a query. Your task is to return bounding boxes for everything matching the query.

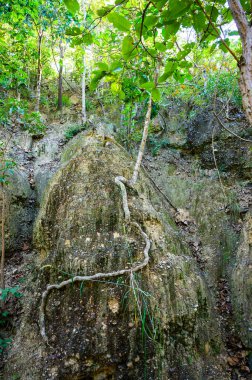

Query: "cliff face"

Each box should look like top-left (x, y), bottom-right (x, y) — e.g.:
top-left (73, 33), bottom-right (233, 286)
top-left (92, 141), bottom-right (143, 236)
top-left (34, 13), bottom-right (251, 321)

top-left (2, 105), bottom-right (252, 379)
top-left (232, 213), bottom-right (252, 350)
top-left (4, 133), bottom-right (227, 380)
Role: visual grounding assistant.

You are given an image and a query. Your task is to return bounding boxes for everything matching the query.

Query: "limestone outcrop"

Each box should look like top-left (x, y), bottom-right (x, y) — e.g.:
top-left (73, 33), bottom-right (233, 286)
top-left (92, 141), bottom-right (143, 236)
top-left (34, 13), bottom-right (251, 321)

top-left (4, 133), bottom-right (226, 379)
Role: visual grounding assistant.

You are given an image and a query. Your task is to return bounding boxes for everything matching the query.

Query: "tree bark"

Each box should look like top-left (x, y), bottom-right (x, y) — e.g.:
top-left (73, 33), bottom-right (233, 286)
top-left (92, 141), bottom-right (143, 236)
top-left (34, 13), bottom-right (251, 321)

top-left (228, 0), bottom-right (252, 124)
top-left (35, 28), bottom-right (43, 112)
top-left (129, 96), bottom-right (152, 186)
top-left (57, 40), bottom-right (64, 113)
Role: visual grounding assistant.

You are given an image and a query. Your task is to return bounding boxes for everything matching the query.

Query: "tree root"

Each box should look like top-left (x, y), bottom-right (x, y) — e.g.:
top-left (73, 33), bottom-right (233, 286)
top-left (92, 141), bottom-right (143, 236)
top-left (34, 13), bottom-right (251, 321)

top-left (39, 175), bottom-right (151, 342)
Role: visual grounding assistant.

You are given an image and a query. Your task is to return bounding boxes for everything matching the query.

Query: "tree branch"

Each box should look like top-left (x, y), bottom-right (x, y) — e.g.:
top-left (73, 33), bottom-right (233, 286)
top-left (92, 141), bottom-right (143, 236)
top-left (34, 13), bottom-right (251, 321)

top-left (195, 0), bottom-right (239, 62)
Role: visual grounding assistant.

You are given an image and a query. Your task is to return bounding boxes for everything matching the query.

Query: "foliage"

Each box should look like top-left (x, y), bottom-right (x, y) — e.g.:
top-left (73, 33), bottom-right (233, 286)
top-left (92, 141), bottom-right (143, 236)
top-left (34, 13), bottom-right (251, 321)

top-left (203, 71), bottom-right (242, 108)
top-left (0, 287), bottom-right (22, 353)
top-left (0, 98), bottom-right (46, 136)
top-left (148, 136), bottom-right (170, 156)
top-left (64, 124), bottom-right (86, 140)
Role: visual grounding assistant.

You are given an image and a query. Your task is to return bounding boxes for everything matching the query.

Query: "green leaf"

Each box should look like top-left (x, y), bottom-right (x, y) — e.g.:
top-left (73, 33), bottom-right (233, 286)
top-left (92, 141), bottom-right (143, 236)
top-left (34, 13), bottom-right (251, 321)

top-left (158, 72), bottom-right (172, 83)
top-left (155, 42), bottom-right (167, 52)
top-left (110, 61), bottom-right (123, 72)
top-left (179, 61), bottom-right (192, 68)
top-left (119, 90), bottom-right (126, 100)
top-left (177, 42), bottom-right (195, 59)
top-left (219, 38), bottom-right (230, 53)
top-left (165, 60), bottom-right (177, 73)
top-left (152, 0), bottom-right (167, 10)
top-left (82, 33), bottom-right (93, 45)
top-left (141, 81), bottom-right (155, 90)
top-left (122, 35), bottom-right (136, 59)
top-left (210, 42), bottom-right (217, 53)
top-left (96, 62), bottom-right (109, 71)
top-left (193, 11), bottom-right (207, 33)
top-left (205, 5), bottom-right (219, 22)
top-left (107, 12), bottom-right (131, 32)
top-left (173, 70), bottom-right (185, 83)
top-left (63, 0), bottom-right (80, 14)
top-left (151, 88), bottom-right (161, 102)
top-left (162, 0), bottom-right (192, 21)
top-left (65, 27), bottom-right (82, 36)
top-left (166, 41), bottom-right (174, 49)
top-left (111, 82), bottom-right (121, 94)
top-left (162, 23), bottom-right (180, 39)
top-left (90, 70), bottom-right (108, 91)
top-left (97, 6), bottom-right (113, 17)
top-left (144, 15), bottom-right (159, 28)
top-left (228, 30), bottom-right (239, 36)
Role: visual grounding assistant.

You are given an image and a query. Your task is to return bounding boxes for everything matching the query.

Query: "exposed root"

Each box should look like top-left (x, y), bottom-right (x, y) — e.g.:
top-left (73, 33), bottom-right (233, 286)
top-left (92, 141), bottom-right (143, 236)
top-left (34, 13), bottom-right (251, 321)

top-left (39, 175), bottom-right (151, 342)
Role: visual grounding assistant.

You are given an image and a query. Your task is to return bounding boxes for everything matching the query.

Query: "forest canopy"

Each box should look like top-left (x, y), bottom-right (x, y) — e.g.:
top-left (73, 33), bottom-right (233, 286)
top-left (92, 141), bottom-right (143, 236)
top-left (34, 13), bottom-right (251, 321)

top-left (0, 0), bottom-right (251, 133)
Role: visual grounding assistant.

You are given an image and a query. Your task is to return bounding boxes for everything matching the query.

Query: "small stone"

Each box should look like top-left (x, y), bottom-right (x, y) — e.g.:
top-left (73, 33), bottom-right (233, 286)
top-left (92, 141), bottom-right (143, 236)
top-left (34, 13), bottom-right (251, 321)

top-left (127, 362), bottom-right (133, 369)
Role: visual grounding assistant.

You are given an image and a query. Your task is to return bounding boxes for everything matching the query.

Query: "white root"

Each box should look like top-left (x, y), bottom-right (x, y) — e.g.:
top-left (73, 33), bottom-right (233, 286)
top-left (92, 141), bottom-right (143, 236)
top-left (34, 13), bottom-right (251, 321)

top-left (39, 175), bottom-right (151, 342)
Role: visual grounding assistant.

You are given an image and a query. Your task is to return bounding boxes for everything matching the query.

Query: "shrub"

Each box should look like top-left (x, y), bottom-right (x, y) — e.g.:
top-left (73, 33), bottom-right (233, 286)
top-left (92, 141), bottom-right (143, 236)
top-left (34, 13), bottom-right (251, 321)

top-left (0, 98), bottom-right (46, 136)
top-left (64, 124), bottom-right (86, 140)
top-left (0, 287), bottom-right (22, 353)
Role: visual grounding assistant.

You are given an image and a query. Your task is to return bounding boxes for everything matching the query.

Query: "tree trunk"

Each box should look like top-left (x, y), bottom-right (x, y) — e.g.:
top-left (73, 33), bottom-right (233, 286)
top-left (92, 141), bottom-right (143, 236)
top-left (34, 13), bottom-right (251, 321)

top-left (238, 39), bottom-right (252, 124)
top-left (129, 96), bottom-right (152, 186)
top-left (57, 40), bottom-right (64, 113)
top-left (228, 0), bottom-right (252, 124)
top-left (81, 0), bottom-right (87, 125)
top-left (35, 29), bottom-right (43, 112)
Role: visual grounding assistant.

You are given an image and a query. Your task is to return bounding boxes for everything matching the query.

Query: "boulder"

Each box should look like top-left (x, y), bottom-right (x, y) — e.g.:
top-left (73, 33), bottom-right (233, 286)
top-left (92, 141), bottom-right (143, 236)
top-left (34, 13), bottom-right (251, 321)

top-left (5, 133), bottom-right (226, 379)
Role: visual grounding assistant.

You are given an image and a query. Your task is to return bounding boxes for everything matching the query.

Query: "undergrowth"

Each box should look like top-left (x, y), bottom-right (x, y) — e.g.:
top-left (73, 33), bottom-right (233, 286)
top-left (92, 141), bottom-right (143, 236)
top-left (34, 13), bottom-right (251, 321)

top-left (0, 287), bottom-right (22, 353)
top-left (64, 124), bottom-right (87, 140)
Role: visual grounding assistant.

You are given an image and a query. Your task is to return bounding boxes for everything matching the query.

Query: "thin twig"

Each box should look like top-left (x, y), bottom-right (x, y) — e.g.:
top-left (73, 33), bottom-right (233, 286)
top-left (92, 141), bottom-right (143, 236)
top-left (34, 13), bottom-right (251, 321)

top-left (195, 0), bottom-right (239, 63)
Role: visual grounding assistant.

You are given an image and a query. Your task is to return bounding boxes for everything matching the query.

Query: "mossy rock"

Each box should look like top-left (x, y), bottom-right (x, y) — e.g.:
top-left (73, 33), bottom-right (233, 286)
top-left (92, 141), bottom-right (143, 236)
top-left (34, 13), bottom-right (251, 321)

top-left (5, 134), bottom-right (226, 380)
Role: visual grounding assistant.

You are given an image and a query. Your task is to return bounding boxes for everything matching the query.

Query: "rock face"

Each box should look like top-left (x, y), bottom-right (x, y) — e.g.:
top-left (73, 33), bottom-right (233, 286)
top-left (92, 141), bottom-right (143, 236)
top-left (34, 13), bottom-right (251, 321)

top-left (232, 212), bottom-right (252, 349)
top-left (1, 168), bottom-right (34, 253)
top-left (5, 133), bottom-right (226, 380)
top-left (187, 108), bottom-right (252, 177)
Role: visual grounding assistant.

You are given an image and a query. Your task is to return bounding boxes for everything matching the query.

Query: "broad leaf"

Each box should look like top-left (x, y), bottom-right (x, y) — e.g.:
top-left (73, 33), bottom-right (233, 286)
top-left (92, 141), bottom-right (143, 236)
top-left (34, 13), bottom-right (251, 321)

top-left (90, 70), bottom-right (108, 91)
top-left (162, 0), bottom-right (192, 22)
top-left (193, 11), bottom-right (207, 33)
top-left (152, 0), bottom-right (167, 10)
top-left (155, 42), bottom-right (167, 52)
top-left (151, 88), bottom-right (161, 101)
top-left (144, 15), bottom-right (159, 28)
top-left (96, 62), bottom-right (109, 71)
top-left (110, 61), bottom-right (123, 72)
top-left (97, 6), bottom-right (113, 17)
top-left (162, 23), bottom-right (180, 39)
top-left (122, 35), bottom-right (136, 59)
top-left (141, 81), bottom-right (155, 90)
top-left (107, 12), bottom-right (131, 32)
top-left (82, 33), bottom-right (93, 45)
top-left (63, 0), bottom-right (80, 14)
top-left (111, 82), bottom-right (121, 94)
top-left (228, 31), bottom-right (239, 36)
top-left (65, 27), bottom-right (82, 36)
